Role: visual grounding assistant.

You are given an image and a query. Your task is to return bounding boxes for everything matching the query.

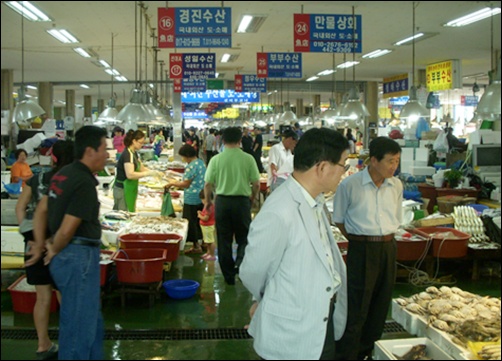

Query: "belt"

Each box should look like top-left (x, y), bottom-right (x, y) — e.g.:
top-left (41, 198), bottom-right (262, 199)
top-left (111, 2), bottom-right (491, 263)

top-left (348, 234), bottom-right (395, 242)
top-left (70, 239), bottom-right (101, 247)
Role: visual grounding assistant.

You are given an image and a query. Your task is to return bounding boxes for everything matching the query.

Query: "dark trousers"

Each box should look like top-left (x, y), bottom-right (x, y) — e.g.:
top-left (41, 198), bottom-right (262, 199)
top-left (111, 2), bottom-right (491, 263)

top-left (206, 150), bottom-right (217, 166)
top-left (183, 203), bottom-right (203, 247)
top-left (335, 239), bottom-right (397, 360)
top-left (215, 195), bottom-right (252, 284)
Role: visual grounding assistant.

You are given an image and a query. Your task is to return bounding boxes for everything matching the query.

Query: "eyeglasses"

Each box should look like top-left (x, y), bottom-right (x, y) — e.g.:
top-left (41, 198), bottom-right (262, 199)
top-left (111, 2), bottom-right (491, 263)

top-left (336, 163), bottom-right (350, 172)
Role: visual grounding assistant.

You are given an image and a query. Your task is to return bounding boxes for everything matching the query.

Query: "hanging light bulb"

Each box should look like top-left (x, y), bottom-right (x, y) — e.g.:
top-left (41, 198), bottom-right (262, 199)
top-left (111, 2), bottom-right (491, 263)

top-left (12, 3), bottom-right (45, 128)
top-left (339, 7), bottom-right (370, 124)
top-left (400, 2), bottom-right (430, 128)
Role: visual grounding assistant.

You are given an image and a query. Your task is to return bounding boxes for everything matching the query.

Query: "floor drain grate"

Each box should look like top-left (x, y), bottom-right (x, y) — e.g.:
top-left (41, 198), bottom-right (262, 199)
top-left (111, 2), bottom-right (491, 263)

top-left (2, 322), bottom-right (405, 341)
top-left (1, 328), bottom-right (252, 341)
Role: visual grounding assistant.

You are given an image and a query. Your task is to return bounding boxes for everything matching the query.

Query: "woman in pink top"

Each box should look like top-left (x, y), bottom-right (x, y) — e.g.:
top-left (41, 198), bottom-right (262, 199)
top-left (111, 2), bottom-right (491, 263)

top-left (112, 127), bottom-right (125, 154)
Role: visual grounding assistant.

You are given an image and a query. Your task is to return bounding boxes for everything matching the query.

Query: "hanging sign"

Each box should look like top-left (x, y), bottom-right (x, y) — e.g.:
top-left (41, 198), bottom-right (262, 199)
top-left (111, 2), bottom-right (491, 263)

top-left (257, 52), bottom-right (302, 78)
top-left (294, 14), bottom-right (362, 53)
top-left (235, 74), bottom-right (267, 92)
top-left (182, 89), bottom-right (260, 103)
top-left (182, 78), bottom-right (207, 93)
top-left (169, 53), bottom-right (216, 80)
top-left (383, 73), bottom-right (410, 99)
top-left (158, 7), bottom-right (231, 48)
top-left (461, 95), bottom-right (478, 107)
top-left (426, 59), bottom-right (462, 92)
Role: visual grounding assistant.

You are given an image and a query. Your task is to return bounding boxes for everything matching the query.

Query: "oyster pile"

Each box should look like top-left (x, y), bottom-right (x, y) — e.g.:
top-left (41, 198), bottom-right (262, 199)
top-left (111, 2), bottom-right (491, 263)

top-left (123, 216), bottom-right (188, 236)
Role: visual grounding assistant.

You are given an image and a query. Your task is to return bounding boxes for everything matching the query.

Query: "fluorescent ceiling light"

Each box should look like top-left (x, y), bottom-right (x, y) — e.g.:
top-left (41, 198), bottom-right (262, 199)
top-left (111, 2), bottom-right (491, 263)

top-left (105, 68), bottom-right (120, 76)
top-left (317, 69), bottom-right (335, 76)
top-left (237, 15), bottom-right (253, 33)
top-left (337, 61), bottom-right (360, 69)
top-left (47, 29), bottom-right (79, 44)
top-left (236, 14), bottom-right (267, 33)
top-left (306, 76), bottom-right (319, 82)
top-left (362, 49), bottom-right (392, 59)
top-left (394, 33), bottom-right (424, 46)
top-left (5, 1), bottom-right (51, 22)
top-left (80, 84), bottom-right (90, 89)
top-left (215, 73), bottom-right (220, 78)
top-left (26, 85), bottom-right (37, 90)
top-left (115, 76), bottom-right (128, 82)
top-left (444, 7), bottom-right (501, 27)
top-left (99, 60), bottom-right (111, 68)
top-left (73, 47), bottom-right (91, 58)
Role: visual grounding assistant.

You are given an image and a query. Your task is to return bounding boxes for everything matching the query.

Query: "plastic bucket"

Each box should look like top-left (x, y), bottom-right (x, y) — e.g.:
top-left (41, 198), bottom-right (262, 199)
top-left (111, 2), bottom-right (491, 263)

top-left (413, 227), bottom-right (469, 258)
top-left (112, 248), bottom-right (167, 284)
top-left (119, 233), bottom-right (183, 262)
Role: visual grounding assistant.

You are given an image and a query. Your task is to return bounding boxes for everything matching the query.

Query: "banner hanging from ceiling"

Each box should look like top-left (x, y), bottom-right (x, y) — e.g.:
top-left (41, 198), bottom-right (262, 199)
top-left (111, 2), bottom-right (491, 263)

top-left (383, 73), bottom-right (410, 99)
top-left (169, 53), bottom-right (216, 80)
top-left (256, 52), bottom-right (302, 78)
top-left (294, 13), bottom-right (362, 53)
top-left (182, 90), bottom-right (259, 103)
top-left (426, 59), bottom-right (462, 92)
top-left (158, 7), bottom-right (232, 48)
top-left (235, 75), bottom-right (267, 92)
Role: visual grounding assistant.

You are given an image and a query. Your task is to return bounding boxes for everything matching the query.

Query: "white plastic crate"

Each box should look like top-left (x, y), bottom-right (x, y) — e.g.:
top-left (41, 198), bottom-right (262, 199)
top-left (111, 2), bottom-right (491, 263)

top-left (374, 337), bottom-right (453, 360)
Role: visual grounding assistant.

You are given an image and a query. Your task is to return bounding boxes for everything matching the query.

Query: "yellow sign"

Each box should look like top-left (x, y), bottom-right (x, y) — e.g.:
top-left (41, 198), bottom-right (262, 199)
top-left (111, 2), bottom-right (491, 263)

top-left (426, 60), bottom-right (461, 92)
top-left (383, 73), bottom-right (410, 99)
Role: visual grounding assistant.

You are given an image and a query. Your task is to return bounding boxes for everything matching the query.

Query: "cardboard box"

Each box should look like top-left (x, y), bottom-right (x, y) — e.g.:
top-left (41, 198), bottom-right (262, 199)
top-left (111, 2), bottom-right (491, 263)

top-left (374, 337), bottom-right (453, 360)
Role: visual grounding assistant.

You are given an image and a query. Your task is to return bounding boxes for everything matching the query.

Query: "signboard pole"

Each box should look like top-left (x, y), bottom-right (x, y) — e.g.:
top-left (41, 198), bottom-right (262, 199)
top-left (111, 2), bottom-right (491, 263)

top-left (172, 92), bottom-right (183, 162)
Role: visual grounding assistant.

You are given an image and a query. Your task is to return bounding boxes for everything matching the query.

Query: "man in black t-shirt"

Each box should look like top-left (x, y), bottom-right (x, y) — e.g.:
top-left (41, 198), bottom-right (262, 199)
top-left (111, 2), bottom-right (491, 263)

top-left (27, 126), bottom-right (109, 360)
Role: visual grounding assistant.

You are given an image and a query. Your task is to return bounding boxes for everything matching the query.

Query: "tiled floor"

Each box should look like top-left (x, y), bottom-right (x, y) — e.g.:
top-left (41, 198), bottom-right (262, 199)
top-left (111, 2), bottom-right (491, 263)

top-left (2, 245), bottom-right (500, 360)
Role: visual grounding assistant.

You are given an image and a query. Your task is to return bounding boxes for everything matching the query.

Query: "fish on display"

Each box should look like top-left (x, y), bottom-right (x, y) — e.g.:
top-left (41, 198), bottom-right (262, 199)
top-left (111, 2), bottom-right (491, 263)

top-left (393, 344), bottom-right (431, 360)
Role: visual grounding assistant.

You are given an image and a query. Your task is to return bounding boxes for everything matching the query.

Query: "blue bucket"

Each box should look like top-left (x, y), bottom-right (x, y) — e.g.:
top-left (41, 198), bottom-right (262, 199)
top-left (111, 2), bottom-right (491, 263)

top-left (162, 279), bottom-right (200, 300)
top-left (466, 204), bottom-right (489, 215)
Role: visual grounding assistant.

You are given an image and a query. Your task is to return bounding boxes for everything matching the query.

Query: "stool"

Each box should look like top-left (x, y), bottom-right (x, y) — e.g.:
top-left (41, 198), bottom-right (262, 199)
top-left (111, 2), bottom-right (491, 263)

top-left (118, 281), bottom-right (161, 307)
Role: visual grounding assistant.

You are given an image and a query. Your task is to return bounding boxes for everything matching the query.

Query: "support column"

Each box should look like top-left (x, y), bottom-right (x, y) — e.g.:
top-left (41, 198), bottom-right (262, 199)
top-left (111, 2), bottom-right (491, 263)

top-left (84, 95), bottom-right (92, 118)
top-left (97, 99), bottom-right (105, 115)
top-left (38, 82), bottom-right (53, 118)
top-left (1, 69), bottom-right (14, 150)
top-left (313, 94), bottom-right (321, 119)
top-left (296, 98), bottom-right (304, 117)
top-left (65, 90), bottom-right (75, 138)
top-left (364, 81), bottom-right (379, 148)
top-left (172, 90), bottom-right (182, 162)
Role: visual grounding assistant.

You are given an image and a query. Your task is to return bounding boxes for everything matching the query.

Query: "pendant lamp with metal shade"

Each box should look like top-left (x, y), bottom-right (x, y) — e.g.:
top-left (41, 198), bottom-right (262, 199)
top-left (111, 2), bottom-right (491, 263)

top-left (98, 33), bottom-right (120, 124)
top-left (322, 53), bottom-right (343, 127)
top-left (339, 6), bottom-right (370, 128)
top-left (12, 3), bottom-right (45, 128)
top-left (115, 1), bottom-right (151, 130)
top-left (399, 2), bottom-right (430, 128)
top-left (279, 79), bottom-right (297, 124)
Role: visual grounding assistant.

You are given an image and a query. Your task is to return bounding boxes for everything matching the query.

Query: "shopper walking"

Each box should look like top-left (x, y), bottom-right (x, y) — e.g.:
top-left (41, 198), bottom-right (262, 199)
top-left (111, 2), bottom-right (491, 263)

top-left (267, 129), bottom-right (298, 192)
top-left (252, 127), bottom-right (264, 173)
top-left (204, 128), bottom-right (217, 166)
top-left (113, 129), bottom-right (159, 212)
top-left (203, 127), bottom-right (260, 285)
top-left (240, 128), bottom-right (350, 360)
top-left (112, 126), bottom-right (125, 155)
top-left (241, 127), bottom-right (254, 156)
top-left (28, 125), bottom-right (109, 360)
top-left (164, 144), bottom-right (206, 254)
top-left (17, 140), bottom-right (74, 360)
top-left (333, 136), bottom-right (402, 360)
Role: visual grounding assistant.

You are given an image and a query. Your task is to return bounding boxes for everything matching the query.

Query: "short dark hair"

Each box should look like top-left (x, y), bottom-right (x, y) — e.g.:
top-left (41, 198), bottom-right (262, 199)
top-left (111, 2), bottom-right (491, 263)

top-left (15, 149), bottom-right (28, 159)
top-left (74, 126), bottom-right (107, 160)
top-left (178, 144), bottom-right (197, 158)
top-left (369, 137), bottom-right (401, 161)
top-left (222, 127), bottom-right (242, 144)
top-left (51, 140), bottom-right (75, 171)
top-left (282, 130), bottom-right (298, 141)
top-left (294, 128), bottom-right (349, 172)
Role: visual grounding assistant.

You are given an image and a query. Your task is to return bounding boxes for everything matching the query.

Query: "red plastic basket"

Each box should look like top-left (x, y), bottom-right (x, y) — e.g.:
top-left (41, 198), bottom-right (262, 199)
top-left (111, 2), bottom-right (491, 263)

top-left (413, 227), bottom-right (470, 258)
top-left (396, 239), bottom-right (430, 261)
top-left (112, 248), bottom-right (167, 284)
top-left (119, 233), bottom-right (182, 262)
top-left (7, 275), bottom-right (59, 314)
top-left (100, 250), bottom-right (116, 286)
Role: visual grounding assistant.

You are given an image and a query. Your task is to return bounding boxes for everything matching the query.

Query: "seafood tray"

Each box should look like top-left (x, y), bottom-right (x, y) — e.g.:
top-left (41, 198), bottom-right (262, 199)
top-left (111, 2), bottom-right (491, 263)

top-left (391, 300), bottom-right (425, 336)
top-left (374, 338), bottom-right (453, 360)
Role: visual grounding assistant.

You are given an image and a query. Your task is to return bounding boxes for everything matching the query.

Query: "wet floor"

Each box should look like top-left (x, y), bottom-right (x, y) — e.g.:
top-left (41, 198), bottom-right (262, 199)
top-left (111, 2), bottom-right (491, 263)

top-left (2, 245), bottom-right (500, 360)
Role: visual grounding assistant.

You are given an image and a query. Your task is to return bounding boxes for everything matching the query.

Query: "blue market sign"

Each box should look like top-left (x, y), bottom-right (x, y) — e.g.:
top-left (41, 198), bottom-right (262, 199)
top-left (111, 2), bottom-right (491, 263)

top-left (235, 74), bottom-right (267, 93)
top-left (169, 53), bottom-right (216, 80)
top-left (182, 78), bottom-right (207, 92)
top-left (294, 13), bottom-right (362, 53)
top-left (182, 89), bottom-right (260, 103)
top-left (158, 7), bottom-right (231, 48)
top-left (257, 52), bottom-right (302, 78)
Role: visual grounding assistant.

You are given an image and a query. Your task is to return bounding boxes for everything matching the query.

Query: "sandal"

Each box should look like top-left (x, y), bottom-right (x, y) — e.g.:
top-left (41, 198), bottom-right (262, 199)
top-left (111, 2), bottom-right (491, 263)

top-left (36, 343), bottom-right (58, 360)
top-left (185, 247), bottom-right (203, 255)
top-left (204, 255), bottom-right (217, 261)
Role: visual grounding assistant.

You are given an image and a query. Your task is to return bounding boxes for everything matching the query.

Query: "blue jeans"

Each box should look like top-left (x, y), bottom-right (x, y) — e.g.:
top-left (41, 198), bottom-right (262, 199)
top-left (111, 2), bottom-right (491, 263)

top-left (50, 243), bottom-right (104, 360)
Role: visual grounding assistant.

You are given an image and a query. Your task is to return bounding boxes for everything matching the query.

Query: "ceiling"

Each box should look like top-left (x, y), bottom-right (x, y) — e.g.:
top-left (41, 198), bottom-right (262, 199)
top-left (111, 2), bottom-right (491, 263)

top-left (1, 1), bottom-right (501, 108)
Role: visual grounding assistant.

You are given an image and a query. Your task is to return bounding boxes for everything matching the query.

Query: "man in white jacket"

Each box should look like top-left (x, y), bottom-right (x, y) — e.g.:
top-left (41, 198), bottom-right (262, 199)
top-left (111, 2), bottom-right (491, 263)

top-left (240, 128), bottom-right (350, 360)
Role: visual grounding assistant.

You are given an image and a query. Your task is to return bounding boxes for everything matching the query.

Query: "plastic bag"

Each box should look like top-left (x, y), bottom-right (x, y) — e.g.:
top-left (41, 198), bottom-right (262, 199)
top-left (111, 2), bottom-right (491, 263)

top-left (161, 190), bottom-right (175, 217)
top-left (2, 179), bottom-right (22, 194)
top-left (433, 129), bottom-right (449, 153)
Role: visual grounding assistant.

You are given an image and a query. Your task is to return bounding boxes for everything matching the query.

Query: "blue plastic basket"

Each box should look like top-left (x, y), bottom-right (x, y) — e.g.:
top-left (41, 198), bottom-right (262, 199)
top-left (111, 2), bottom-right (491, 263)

top-left (162, 279), bottom-right (200, 300)
top-left (466, 204), bottom-right (489, 215)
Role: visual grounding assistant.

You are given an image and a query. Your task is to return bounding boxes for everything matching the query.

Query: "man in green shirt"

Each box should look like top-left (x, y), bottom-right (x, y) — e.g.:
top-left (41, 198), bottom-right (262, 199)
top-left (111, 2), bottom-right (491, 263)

top-left (204, 127), bottom-right (260, 285)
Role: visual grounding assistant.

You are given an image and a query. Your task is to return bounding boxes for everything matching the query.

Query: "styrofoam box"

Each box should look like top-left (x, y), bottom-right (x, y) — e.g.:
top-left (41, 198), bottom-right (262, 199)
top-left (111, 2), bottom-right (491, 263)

top-left (374, 337), bottom-right (453, 360)
top-left (410, 166), bottom-right (436, 176)
top-left (39, 155), bottom-right (51, 165)
top-left (1, 226), bottom-right (24, 253)
top-left (391, 300), bottom-right (425, 336)
top-left (417, 317), bottom-right (470, 360)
